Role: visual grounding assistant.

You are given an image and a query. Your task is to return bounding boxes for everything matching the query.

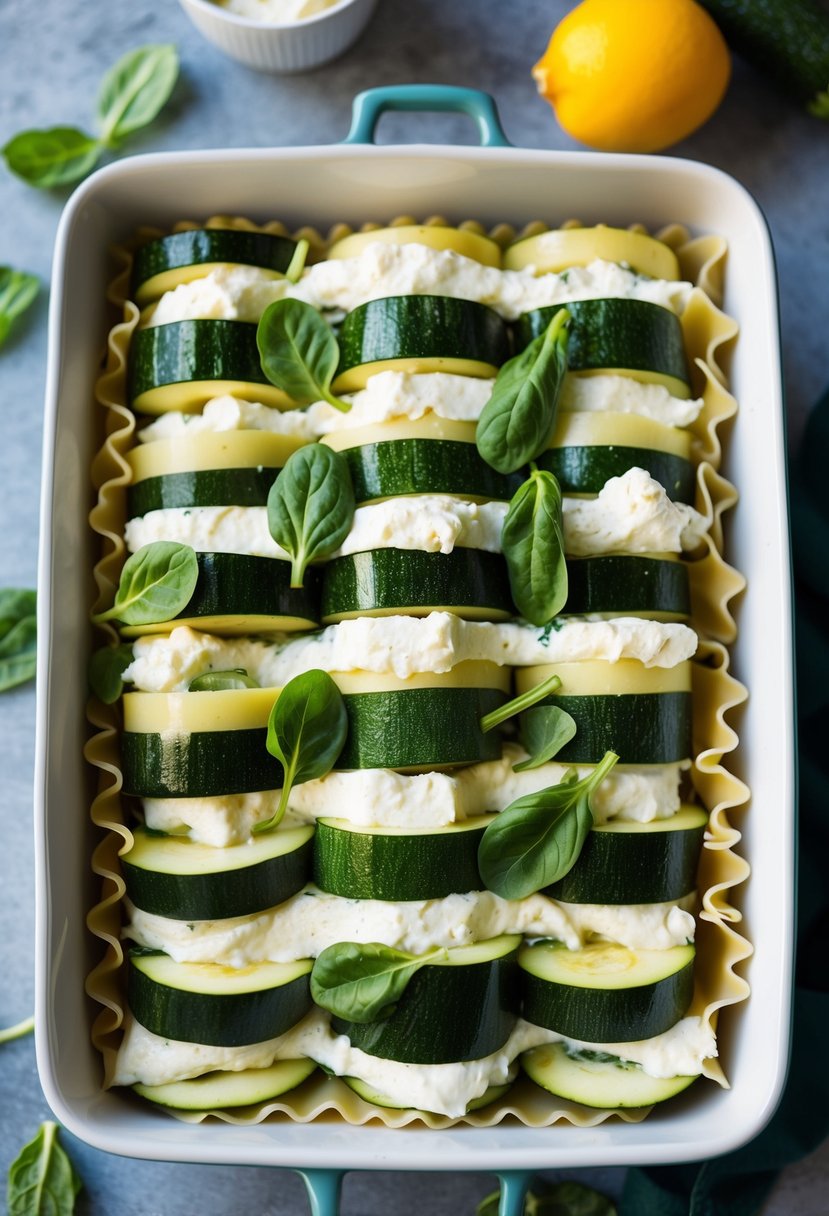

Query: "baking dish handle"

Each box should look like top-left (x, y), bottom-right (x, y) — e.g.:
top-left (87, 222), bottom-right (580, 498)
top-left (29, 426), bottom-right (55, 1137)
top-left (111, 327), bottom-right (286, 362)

top-left (297, 1167), bottom-right (533, 1215)
top-left (343, 84), bottom-right (513, 147)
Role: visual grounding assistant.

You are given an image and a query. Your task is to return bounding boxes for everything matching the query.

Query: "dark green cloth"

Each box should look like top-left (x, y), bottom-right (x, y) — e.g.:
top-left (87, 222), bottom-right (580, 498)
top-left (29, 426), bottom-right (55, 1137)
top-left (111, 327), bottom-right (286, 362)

top-left (622, 388), bottom-right (829, 1215)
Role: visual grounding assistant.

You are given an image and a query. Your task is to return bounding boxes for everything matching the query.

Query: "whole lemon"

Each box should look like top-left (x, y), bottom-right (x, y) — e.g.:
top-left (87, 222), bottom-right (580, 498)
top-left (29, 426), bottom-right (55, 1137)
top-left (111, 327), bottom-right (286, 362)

top-left (533, 0), bottom-right (732, 152)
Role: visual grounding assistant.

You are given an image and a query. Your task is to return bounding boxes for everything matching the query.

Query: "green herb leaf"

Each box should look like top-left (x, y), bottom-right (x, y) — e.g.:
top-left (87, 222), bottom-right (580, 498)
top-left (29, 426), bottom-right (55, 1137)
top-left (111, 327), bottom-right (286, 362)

top-left (92, 542), bottom-right (198, 626)
top-left (513, 705), bottom-right (577, 771)
top-left (0, 269), bottom-right (39, 349)
top-left (267, 444), bottom-right (355, 588)
top-left (477, 1178), bottom-right (617, 1216)
top-left (0, 1015), bottom-right (34, 1045)
top-left (478, 751), bottom-right (618, 899)
top-left (254, 669), bottom-right (347, 835)
top-left (0, 611), bottom-right (36, 692)
top-left (188, 669), bottom-right (260, 691)
top-left (310, 941), bottom-right (446, 1024)
top-left (502, 467), bottom-right (568, 626)
top-left (2, 127), bottom-right (101, 188)
top-left (0, 589), bottom-right (36, 640)
top-left (88, 643), bottom-right (134, 704)
top-left (480, 672), bottom-right (561, 733)
top-left (476, 309), bottom-right (570, 474)
top-left (97, 45), bottom-right (179, 146)
top-left (257, 299), bottom-right (350, 411)
top-left (7, 1121), bottom-right (83, 1216)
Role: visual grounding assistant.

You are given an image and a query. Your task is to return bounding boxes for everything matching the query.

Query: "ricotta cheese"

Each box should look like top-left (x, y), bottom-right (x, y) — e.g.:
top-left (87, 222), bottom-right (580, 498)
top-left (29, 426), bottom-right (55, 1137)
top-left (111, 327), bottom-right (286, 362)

top-left (332, 495), bottom-right (507, 558)
top-left (562, 467), bottom-right (709, 556)
top-left (146, 265), bottom-right (289, 328)
top-left (124, 505), bottom-right (287, 559)
top-left (137, 395), bottom-right (318, 444)
top-left (559, 374), bottom-right (703, 427)
top-left (310, 370), bottom-right (494, 432)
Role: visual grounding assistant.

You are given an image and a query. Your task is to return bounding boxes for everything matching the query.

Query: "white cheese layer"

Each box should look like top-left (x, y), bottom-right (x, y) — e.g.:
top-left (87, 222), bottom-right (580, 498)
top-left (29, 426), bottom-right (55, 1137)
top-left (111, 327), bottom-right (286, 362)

top-left (124, 506), bottom-right (287, 559)
top-left (332, 495), bottom-right (506, 557)
top-left (217, 0), bottom-right (340, 21)
top-left (138, 396), bottom-right (318, 444)
top-left (147, 266), bottom-right (289, 328)
top-left (126, 889), bottom-right (696, 966)
top-left (562, 468), bottom-right (709, 556)
top-left (311, 371), bottom-right (494, 431)
top-left (560, 375), bottom-right (703, 427)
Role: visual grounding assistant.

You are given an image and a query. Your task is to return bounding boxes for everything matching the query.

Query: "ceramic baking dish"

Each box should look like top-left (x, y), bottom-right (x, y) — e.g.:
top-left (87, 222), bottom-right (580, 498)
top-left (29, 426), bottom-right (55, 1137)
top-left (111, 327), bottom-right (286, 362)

top-left (34, 86), bottom-right (794, 1183)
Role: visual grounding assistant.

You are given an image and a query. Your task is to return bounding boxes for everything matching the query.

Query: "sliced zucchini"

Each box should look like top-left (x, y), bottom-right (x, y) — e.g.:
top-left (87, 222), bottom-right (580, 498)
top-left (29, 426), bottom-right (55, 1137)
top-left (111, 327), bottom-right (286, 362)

top-left (327, 225), bottom-right (502, 268)
top-left (520, 941), bottom-right (695, 1043)
top-left (128, 952), bottom-right (312, 1047)
top-left (333, 296), bottom-right (510, 392)
top-left (544, 806), bottom-right (707, 905)
top-left (515, 300), bottom-right (690, 398)
top-left (122, 824), bottom-right (314, 920)
top-left (562, 554), bottom-right (691, 619)
top-left (312, 816), bottom-right (493, 901)
top-left (503, 226), bottom-right (681, 280)
top-left (330, 935), bottom-right (521, 1064)
top-left (521, 1041), bottom-right (696, 1109)
top-left (131, 229), bottom-right (302, 305)
top-left (321, 549), bottom-right (514, 623)
top-left (128, 468), bottom-right (281, 516)
top-left (134, 1058), bottom-right (317, 1110)
top-left (336, 436), bottom-right (522, 505)
top-left (120, 552), bottom-right (320, 638)
top-left (343, 1076), bottom-right (512, 1114)
top-left (128, 320), bottom-right (292, 415)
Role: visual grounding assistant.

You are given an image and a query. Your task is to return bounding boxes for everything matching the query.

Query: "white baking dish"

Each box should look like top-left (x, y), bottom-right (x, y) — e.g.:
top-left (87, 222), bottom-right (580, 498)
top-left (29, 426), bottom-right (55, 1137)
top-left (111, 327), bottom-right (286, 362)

top-left (34, 86), bottom-right (793, 1177)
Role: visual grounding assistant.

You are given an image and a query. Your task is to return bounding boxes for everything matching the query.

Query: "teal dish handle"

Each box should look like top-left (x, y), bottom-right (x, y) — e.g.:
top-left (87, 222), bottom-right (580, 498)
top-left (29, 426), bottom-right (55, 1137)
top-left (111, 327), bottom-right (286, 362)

top-left (344, 84), bottom-right (512, 147)
top-left (297, 1168), bottom-right (534, 1215)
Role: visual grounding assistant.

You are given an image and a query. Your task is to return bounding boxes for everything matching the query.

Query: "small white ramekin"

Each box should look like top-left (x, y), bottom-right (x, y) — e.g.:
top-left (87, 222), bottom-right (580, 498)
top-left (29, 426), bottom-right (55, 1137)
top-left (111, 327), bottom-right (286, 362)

top-left (177, 0), bottom-right (378, 73)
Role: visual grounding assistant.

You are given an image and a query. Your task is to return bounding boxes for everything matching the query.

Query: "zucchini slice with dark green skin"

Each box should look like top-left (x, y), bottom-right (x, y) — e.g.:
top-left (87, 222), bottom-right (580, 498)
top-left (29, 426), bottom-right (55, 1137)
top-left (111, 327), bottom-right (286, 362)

top-left (515, 299), bottom-right (690, 393)
top-left (333, 296), bottom-right (510, 392)
top-left (131, 229), bottom-right (301, 305)
top-left (343, 1076), bottom-right (513, 1114)
top-left (134, 1058), bottom-right (317, 1110)
top-left (122, 725), bottom-right (280, 797)
top-left (312, 816), bottom-right (492, 901)
top-left (562, 555), bottom-right (691, 619)
top-left (519, 941), bottom-right (695, 1043)
top-left (128, 952), bottom-right (313, 1047)
top-left (529, 692), bottom-right (692, 765)
top-left (543, 807), bottom-right (707, 905)
top-left (539, 445), bottom-right (694, 503)
top-left (122, 824), bottom-right (314, 920)
top-left (341, 438), bottom-right (523, 504)
top-left (522, 1041), bottom-right (697, 1109)
top-left (330, 936), bottom-right (521, 1064)
top-left (128, 468), bottom-right (282, 516)
top-left (321, 549), bottom-right (514, 623)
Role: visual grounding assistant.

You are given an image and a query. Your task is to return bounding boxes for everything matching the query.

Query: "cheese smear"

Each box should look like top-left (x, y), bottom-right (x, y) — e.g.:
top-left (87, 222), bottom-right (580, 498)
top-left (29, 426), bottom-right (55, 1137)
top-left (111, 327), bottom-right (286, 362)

top-left (138, 396), bottom-right (318, 444)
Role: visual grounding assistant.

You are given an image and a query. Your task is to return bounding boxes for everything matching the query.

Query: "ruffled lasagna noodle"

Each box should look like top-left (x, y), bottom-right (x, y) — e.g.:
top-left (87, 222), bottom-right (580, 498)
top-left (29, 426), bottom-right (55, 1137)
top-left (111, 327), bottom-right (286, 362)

top-left (85, 215), bottom-right (750, 1128)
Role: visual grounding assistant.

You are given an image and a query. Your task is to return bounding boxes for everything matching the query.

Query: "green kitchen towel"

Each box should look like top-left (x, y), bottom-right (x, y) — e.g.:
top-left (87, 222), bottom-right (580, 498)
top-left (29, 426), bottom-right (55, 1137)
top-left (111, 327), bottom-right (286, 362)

top-left (621, 388), bottom-right (829, 1216)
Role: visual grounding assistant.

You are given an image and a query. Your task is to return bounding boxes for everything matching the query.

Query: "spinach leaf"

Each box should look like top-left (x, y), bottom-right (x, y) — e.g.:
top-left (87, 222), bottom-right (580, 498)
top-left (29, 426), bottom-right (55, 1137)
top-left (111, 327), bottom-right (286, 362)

top-left (502, 467), bottom-right (568, 626)
top-left (88, 643), bottom-right (134, 704)
top-left (97, 45), bottom-right (179, 146)
top-left (253, 669), bottom-right (347, 834)
top-left (0, 269), bottom-right (39, 349)
top-left (477, 751), bottom-right (618, 900)
top-left (477, 1178), bottom-right (616, 1216)
top-left (513, 704), bottom-right (577, 771)
top-left (257, 299), bottom-right (350, 411)
top-left (480, 672), bottom-right (561, 733)
top-left (92, 542), bottom-right (198, 626)
top-left (0, 596), bottom-right (37, 692)
top-left (7, 1121), bottom-right (83, 1216)
top-left (0, 1015), bottom-right (34, 1045)
top-left (310, 942), bottom-right (446, 1024)
top-left (2, 128), bottom-right (101, 188)
top-left (267, 444), bottom-right (355, 588)
top-left (476, 309), bottom-right (570, 474)
top-left (188, 669), bottom-right (260, 691)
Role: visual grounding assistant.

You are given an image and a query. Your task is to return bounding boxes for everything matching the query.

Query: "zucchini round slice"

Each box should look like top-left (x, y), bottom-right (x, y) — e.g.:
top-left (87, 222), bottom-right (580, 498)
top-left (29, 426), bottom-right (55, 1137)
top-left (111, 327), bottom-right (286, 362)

top-left (330, 935), bottom-right (521, 1064)
top-left (562, 555), bottom-right (691, 620)
top-left (122, 824), bottom-right (314, 920)
top-left (128, 468), bottom-right (281, 516)
top-left (128, 320), bottom-right (292, 414)
top-left (312, 816), bottom-right (493, 901)
top-left (134, 1058), bottom-right (317, 1110)
top-left (543, 807), bottom-right (707, 905)
top-left (321, 549), bottom-right (514, 623)
top-left (515, 300), bottom-right (690, 398)
top-left (120, 552), bottom-right (320, 638)
top-left (338, 437), bottom-right (522, 505)
top-left (128, 952), bottom-right (312, 1047)
top-left (343, 1076), bottom-right (512, 1114)
top-left (333, 296), bottom-right (510, 392)
top-left (131, 229), bottom-right (302, 305)
top-left (503, 226), bottom-right (680, 281)
top-left (519, 941), bottom-right (695, 1043)
top-left (327, 225), bottom-right (502, 268)
top-left (521, 1042), bottom-right (696, 1109)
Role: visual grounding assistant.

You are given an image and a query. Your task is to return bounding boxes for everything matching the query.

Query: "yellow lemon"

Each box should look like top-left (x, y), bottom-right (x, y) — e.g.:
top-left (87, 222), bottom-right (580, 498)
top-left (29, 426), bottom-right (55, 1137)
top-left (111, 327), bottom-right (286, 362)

top-left (533, 0), bottom-right (732, 153)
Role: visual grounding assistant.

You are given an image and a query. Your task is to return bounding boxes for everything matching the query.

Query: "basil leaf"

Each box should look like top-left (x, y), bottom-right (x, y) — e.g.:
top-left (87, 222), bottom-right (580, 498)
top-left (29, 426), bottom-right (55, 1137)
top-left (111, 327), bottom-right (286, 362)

top-left (480, 672), bottom-right (561, 733)
top-left (97, 45), bottom-right (179, 146)
top-left (502, 467), bottom-right (568, 626)
top-left (254, 669), bottom-right (347, 834)
top-left (310, 942), bottom-right (446, 1024)
top-left (0, 1015), bottom-right (34, 1045)
top-left (267, 445), bottom-right (355, 588)
top-left (477, 751), bottom-right (618, 899)
top-left (2, 127), bottom-right (101, 188)
top-left (188, 669), bottom-right (259, 691)
top-left (0, 589), bottom-right (36, 643)
top-left (92, 542), bottom-right (198, 626)
top-left (477, 1179), bottom-right (616, 1216)
top-left (476, 309), bottom-right (570, 474)
top-left (513, 705), bottom-right (577, 771)
top-left (0, 269), bottom-right (39, 349)
top-left (7, 1121), bottom-right (83, 1216)
top-left (0, 615), bottom-right (36, 692)
top-left (257, 299), bottom-right (350, 411)
top-left (88, 643), bottom-right (134, 704)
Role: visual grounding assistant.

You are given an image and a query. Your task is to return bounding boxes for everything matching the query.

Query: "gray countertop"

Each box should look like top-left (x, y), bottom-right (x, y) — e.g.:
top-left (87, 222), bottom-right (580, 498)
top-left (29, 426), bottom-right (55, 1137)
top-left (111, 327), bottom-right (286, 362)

top-left (1, 0), bottom-right (827, 1212)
